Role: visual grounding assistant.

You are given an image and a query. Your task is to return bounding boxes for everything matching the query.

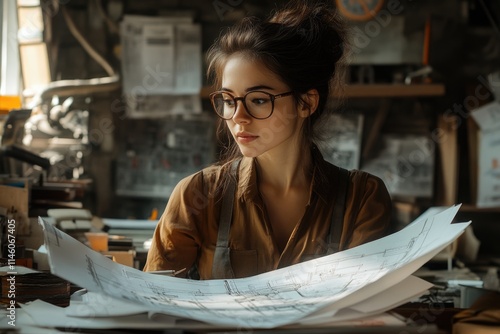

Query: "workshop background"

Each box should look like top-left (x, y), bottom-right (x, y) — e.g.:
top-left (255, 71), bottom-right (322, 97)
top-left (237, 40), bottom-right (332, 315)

top-left (1, 0), bottom-right (500, 258)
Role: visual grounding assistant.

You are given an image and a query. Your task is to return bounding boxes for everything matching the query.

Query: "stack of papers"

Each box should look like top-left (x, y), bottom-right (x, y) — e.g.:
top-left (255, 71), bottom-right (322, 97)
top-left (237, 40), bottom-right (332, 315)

top-left (0, 266), bottom-right (70, 307)
top-left (24, 204), bottom-right (469, 330)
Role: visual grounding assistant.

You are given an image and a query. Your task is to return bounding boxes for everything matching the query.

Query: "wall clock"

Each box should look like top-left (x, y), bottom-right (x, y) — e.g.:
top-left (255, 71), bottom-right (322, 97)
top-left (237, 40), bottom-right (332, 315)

top-left (335, 0), bottom-right (385, 21)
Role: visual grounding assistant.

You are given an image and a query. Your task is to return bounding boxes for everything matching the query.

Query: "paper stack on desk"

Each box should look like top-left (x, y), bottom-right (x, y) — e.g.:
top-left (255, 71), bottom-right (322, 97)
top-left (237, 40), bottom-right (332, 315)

top-left (30, 205), bottom-right (468, 329)
top-left (0, 266), bottom-right (70, 307)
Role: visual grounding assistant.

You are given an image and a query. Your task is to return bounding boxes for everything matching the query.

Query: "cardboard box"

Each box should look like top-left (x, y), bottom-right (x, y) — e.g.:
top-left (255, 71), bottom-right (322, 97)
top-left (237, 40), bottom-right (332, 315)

top-left (101, 250), bottom-right (136, 267)
top-left (0, 183), bottom-right (28, 215)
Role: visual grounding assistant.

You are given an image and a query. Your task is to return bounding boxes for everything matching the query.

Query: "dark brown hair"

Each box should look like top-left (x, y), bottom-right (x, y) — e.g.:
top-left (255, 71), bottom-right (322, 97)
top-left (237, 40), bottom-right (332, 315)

top-left (207, 0), bottom-right (348, 166)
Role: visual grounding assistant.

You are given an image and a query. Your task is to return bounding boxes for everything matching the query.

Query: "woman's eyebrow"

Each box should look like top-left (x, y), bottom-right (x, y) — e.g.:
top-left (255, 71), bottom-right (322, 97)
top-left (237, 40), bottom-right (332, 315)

top-left (246, 85), bottom-right (275, 92)
top-left (220, 85), bottom-right (276, 93)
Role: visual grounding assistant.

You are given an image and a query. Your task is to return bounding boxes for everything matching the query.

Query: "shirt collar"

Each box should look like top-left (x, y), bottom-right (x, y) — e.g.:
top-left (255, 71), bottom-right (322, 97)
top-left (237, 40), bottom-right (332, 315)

top-left (236, 157), bottom-right (259, 201)
top-left (310, 145), bottom-right (337, 204)
top-left (235, 145), bottom-right (335, 204)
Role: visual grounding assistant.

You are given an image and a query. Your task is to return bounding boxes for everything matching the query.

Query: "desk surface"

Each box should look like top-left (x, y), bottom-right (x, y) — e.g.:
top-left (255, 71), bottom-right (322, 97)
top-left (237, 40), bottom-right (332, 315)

top-left (3, 306), bottom-right (451, 334)
top-left (43, 325), bottom-right (445, 334)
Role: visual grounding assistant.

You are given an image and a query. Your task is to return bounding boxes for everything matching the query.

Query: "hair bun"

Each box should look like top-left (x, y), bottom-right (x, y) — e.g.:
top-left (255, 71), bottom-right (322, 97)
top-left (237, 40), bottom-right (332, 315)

top-left (269, 0), bottom-right (346, 65)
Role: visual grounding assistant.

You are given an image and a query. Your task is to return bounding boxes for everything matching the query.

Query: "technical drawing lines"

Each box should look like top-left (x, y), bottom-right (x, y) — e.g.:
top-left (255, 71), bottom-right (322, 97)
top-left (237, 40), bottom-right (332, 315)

top-left (42, 219), bottom-right (62, 247)
top-left (85, 255), bottom-right (129, 293)
top-left (86, 255), bottom-right (104, 290)
top-left (144, 280), bottom-right (180, 299)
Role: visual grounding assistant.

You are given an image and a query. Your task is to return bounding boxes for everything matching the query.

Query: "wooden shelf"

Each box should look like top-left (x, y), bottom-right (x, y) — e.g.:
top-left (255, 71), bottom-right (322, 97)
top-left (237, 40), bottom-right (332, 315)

top-left (200, 84), bottom-right (446, 99)
top-left (339, 83), bottom-right (445, 98)
top-left (459, 204), bottom-right (500, 213)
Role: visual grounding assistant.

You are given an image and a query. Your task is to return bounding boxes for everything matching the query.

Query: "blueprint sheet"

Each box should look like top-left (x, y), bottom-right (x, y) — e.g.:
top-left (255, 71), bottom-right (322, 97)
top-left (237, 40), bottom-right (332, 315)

top-left (38, 205), bottom-right (469, 328)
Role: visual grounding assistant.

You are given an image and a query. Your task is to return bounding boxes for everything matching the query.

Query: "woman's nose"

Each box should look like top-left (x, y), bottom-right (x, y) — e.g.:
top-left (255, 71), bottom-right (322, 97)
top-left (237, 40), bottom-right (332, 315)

top-left (232, 100), bottom-right (251, 123)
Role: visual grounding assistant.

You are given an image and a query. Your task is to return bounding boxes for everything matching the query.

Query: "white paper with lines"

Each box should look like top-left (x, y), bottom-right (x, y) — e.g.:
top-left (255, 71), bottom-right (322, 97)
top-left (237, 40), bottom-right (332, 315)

top-left (38, 204), bottom-right (468, 328)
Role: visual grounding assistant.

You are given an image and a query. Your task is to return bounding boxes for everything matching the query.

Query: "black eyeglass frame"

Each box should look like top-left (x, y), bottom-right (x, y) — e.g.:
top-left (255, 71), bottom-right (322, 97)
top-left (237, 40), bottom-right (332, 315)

top-left (209, 90), bottom-right (294, 120)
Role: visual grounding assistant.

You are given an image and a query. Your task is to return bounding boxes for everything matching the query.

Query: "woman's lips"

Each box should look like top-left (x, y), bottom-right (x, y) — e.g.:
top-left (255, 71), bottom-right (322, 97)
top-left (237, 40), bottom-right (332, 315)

top-left (236, 132), bottom-right (258, 144)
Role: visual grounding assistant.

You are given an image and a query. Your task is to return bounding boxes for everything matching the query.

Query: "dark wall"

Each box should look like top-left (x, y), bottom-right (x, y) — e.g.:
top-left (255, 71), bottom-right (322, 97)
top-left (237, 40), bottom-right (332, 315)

top-left (43, 0), bottom-right (500, 228)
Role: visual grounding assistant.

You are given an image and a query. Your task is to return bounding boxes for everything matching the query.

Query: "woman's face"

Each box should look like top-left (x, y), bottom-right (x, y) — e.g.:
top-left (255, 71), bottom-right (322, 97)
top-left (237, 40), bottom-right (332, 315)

top-left (221, 54), bottom-right (306, 158)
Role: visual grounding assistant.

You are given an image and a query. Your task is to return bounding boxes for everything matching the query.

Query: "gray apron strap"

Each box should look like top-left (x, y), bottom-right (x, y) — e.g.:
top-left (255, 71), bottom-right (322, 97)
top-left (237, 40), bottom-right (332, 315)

top-left (327, 166), bottom-right (349, 254)
top-left (211, 159), bottom-right (240, 279)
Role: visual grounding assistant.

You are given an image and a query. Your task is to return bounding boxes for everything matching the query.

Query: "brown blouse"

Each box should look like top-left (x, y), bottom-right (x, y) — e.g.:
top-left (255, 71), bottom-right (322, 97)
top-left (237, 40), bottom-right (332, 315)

top-left (143, 149), bottom-right (392, 279)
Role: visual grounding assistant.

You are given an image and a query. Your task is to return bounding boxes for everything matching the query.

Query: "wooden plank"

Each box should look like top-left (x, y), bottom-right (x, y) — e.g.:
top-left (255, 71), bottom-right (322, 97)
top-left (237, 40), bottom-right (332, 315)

top-left (460, 204), bottom-right (500, 213)
top-left (467, 117), bottom-right (480, 205)
top-left (435, 114), bottom-right (458, 206)
top-left (361, 99), bottom-right (391, 160)
top-left (341, 84), bottom-right (445, 98)
top-left (200, 84), bottom-right (446, 99)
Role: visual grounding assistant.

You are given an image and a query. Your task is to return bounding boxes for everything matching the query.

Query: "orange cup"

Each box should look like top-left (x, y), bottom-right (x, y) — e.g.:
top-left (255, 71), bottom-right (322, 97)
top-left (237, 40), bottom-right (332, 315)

top-left (84, 232), bottom-right (109, 252)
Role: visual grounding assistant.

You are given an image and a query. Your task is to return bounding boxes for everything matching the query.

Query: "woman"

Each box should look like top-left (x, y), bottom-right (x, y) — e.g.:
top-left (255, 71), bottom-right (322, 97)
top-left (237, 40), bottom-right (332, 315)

top-left (144, 0), bottom-right (392, 279)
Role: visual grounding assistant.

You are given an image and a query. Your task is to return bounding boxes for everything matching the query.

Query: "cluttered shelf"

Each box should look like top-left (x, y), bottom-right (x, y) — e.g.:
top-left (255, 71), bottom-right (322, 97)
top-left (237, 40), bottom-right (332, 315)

top-left (200, 83), bottom-right (446, 99)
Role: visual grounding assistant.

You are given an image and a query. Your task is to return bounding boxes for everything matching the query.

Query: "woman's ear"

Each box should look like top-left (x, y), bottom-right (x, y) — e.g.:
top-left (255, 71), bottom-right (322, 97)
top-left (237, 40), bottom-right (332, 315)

top-left (298, 89), bottom-right (320, 118)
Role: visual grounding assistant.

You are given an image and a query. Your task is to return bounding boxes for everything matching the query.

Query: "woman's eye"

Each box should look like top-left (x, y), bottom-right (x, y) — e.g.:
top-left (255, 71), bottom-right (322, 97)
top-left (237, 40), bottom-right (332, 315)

top-left (251, 98), bottom-right (269, 105)
top-left (223, 99), bottom-right (235, 107)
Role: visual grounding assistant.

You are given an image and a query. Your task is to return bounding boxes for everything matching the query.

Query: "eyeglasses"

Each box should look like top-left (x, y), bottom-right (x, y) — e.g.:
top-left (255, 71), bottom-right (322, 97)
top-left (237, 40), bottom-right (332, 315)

top-left (209, 90), bottom-right (293, 120)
